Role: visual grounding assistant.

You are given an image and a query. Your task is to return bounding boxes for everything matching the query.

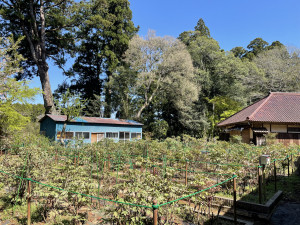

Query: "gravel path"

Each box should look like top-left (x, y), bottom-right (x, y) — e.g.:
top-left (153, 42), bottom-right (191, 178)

top-left (270, 202), bottom-right (300, 225)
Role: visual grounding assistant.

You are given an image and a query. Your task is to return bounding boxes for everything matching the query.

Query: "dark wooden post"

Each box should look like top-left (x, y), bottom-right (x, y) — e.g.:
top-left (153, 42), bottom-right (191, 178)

top-left (287, 156), bottom-right (290, 177)
top-left (233, 175), bottom-right (237, 225)
top-left (108, 154), bottom-right (110, 171)
top-left (153, 200), bottom-right (158, 225)
top-left (262, 165), bottom-right (266, 201)
top-left (153, 166), bottom-right (156, 176)
top-left (291, 154), bottom-right (293, 174)
top-left (27, 176), bottom-right (31, 225)
top-left (274, 161), bottom-right (277, 192)
top-left (258, 167), bottom-right (262, 204)
top-left (185, 160), bottom-right (188, 186)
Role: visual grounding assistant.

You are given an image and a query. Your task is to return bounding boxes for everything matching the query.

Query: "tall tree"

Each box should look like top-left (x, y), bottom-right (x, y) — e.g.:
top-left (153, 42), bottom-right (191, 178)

top-left (0, 0), bottom-right (78, 114)
top-left (246, 37), bottom-right (269, 57)
top-left (61, 0), bottom-right (137, 117)
top-left (194, 18), bottom-right (210, 37)
top-left (124, 31), bottom-right (198, 125)
top-left (230, 46), bottom-right (247, 59)
top-left (254, 46), bottom-right (300, 93)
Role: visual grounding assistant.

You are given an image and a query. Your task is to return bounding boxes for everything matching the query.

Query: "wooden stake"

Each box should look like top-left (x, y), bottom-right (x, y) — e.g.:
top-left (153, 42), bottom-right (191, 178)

top-left (274, 161), bottom-right (277, 192)
top-left (185, 160), bottom-right (188, 186)
top-left (291, 154), bottom-right (293, 173)
top-left (288, 156), bottom-right (290, 177)
top-left (27, 176), bottom-right (31, 225)
top-left (258, 167), bottom-right (262, 204)
top-left (153, 200), bottom-right (158, 225)
top-left (262, 165), bottom-right (266, 201)
top-left (233, 175), bottom-right (237, 225)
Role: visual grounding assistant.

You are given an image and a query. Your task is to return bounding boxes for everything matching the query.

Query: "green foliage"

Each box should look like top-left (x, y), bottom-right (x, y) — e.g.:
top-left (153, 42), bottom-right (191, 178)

top-left (229, 135), bottom-right (243, 144)
top-left (57, 0), bottom-right (138, 117)
top-left (0, 36), bottom-right (40, 137)
top-left (246, 37), bottom-right (269, 56)
top-left (0, 134), bottom-right (298, 223)
top-left (194, 18), bottom-right (211, 37)
top-left (149, 120), bottom-right (169, 139)
top-left (0, 0), bottom-right (80, 113)
top-left (55, 89), bottom-right (86, 122)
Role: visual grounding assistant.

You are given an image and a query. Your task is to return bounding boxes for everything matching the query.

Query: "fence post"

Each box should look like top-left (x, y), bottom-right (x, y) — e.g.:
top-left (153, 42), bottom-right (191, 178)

top-left (153, 166), bottom-right (156, 176)
top-left (287, 155), bottom-right (290, 177)
top-left (262, 165), bottom-right (266, 201)
top-left (108, 154), bottom-right (110, 171)
top-left (233, 175), bottom-right (237, 225)
top-left (274, 160), bottom-right (277, 192)
top-left (153, 200), bottom-right (158, 225)
top-left (258, 166), bottom-right (262, 204)
top-left (291, 154), bottom-right (293, 174)
top-left (27, 176), bottom-right (31, 225)
top-left (185, 160), bottom-right (188, 186)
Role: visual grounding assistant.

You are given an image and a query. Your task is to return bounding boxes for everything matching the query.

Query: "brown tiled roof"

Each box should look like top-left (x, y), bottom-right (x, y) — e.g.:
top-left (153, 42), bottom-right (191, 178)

top-left (218, 92), bottom-right (300, 126)
top-left (40, 114), bottom-right (143, 126)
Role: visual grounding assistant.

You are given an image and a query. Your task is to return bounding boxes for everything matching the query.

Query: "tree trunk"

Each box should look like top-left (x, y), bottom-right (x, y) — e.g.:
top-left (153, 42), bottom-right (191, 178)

top-left (38, 63), bottom-right (55, 114)
top-left (104, 71), bottom-right (112, 118)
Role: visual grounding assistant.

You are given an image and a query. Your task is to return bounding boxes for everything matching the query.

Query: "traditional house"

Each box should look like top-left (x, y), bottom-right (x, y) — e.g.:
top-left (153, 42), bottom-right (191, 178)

top-left (39, 114), bottom-right (143, 143)
top-left (218, 92), bottom-right (300, 145)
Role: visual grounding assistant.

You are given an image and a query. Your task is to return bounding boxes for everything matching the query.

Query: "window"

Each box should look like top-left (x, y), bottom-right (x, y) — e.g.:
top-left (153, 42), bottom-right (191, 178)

top-left (288, 127), bottom-right (300, 133)
top-left (106, 132), bottom-right (118, 139)
top-left (119, 131), bottom-right (130, 141)
top-left (75, 132), bottom-right (90, 139)
top-left (57, 132), bottom-right (74, 139)
top-left (131, 133), bottom-right (142, 139)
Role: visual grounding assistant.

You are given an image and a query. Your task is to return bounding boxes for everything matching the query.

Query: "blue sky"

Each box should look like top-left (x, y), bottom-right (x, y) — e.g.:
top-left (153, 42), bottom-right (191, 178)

top-left (31, 0), bottom-right (300, 104)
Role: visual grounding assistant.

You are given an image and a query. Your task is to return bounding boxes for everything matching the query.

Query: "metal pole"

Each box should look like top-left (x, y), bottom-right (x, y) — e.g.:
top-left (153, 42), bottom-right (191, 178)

top-left (274, 160), bottom-right (277, 192)
top-left (233, 175), bottom-right (237, 225)
top-left (185, 160), bottom-right (188, 186)
top-left (258, 167), bottom-right (262, 204)
top-left (153, 200), bottom-right (158, 225)
top-left (27, 176), bottom-right (31, 225)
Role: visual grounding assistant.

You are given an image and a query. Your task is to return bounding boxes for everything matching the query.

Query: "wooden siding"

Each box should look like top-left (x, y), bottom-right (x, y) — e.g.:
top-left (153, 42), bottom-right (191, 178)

top-left (277, 133), bottom-right (300, 145)
top-left (241, 128), bottom-right (251, 143)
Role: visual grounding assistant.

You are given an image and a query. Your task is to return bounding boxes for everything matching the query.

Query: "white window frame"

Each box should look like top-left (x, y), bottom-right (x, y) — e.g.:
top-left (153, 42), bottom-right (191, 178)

top-left (106, 132), bottom-right (118, 139)
top-left (119, 131), bottom-right (130, 141)
top-left (75, 132), bottom-right (90, 139)
top-left (131, 132), bottom-right (142, 139)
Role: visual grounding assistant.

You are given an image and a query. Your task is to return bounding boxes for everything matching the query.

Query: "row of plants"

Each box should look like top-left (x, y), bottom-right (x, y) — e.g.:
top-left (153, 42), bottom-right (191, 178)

top-left (0, 133), bottom-right (299, 224)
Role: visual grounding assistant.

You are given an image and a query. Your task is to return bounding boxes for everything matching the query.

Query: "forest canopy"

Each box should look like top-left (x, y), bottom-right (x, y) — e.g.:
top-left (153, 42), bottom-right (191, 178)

top-left (0, 0), bottom-right (299, 139)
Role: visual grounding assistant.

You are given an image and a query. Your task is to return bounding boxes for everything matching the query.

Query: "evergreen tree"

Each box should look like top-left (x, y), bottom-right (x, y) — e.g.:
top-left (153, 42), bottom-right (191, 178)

top-left (60, 0), bottom-right (137, 117)
top-left (194, 18), bottom-right (210, 37)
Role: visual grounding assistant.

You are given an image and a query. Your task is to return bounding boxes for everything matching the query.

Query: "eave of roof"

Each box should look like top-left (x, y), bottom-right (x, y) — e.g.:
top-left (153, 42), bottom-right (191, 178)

top-left (218, 92), bottom-right (300, 127)
top-left (39, 114), bottom-right (143, 126)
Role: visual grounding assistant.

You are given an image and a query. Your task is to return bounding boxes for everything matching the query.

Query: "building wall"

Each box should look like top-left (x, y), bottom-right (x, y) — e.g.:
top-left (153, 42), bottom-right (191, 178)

top-left (263, 123), bottom-right (300, 145)
top-left (241, 128), bottom-right (251, 143)
top-left (40, 117), bottom-right (56, 140)
top-left (271, 124), bottom-right (287, 133)
top-left (55, 122), bottom-right (143, 143)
